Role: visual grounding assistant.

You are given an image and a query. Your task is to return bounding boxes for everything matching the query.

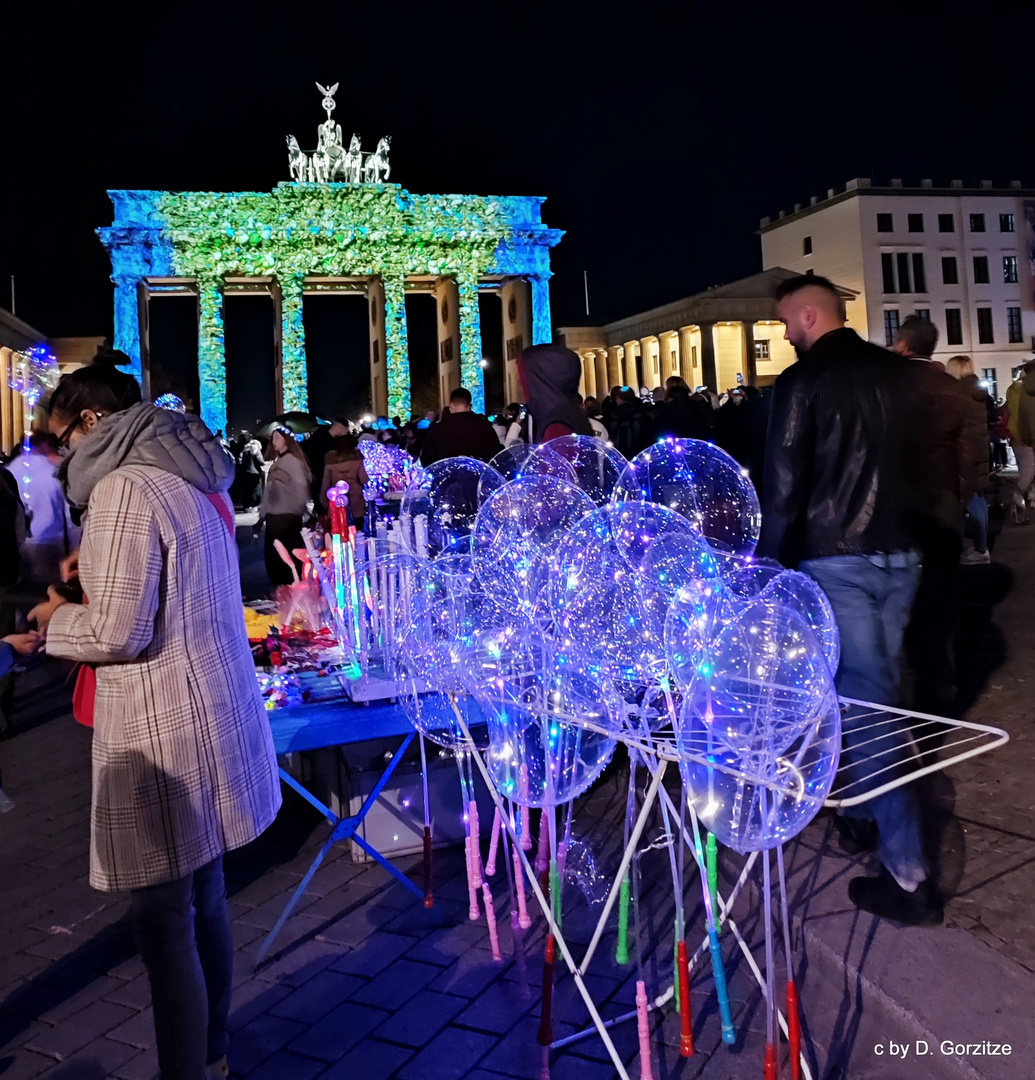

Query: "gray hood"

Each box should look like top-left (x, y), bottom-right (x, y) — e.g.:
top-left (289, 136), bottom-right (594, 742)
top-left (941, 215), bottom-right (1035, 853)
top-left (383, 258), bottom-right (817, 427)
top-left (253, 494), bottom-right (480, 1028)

top-left (62, 402), bottom-right (234, 508)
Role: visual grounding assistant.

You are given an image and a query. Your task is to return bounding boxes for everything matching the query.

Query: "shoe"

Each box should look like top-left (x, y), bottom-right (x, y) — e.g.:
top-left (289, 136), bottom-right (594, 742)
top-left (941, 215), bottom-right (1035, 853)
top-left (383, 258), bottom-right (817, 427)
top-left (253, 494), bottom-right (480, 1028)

top-left (833, 814), bottom-right (878, 855)
top-left (848, 868), bottom-right (943, 926)
top-left (206, 1057), bottom-right (230, 1080)
top-left (960, 548), bottom-right (991, 565)
top-left (0, 787), bottom-right (13, 814)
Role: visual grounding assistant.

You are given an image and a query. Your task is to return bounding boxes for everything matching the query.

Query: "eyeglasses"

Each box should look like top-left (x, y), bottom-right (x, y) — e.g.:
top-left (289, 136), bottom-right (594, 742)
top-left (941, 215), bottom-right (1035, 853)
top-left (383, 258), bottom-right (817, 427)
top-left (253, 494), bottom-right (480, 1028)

top-left (56, 415), bottom-right (83, 449)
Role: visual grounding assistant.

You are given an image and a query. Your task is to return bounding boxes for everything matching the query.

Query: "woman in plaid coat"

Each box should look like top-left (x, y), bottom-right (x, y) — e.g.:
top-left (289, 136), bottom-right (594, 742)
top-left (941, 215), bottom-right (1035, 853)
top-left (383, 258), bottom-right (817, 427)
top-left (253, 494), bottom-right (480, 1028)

top-left (32, 362), bottom-right (281, 1080)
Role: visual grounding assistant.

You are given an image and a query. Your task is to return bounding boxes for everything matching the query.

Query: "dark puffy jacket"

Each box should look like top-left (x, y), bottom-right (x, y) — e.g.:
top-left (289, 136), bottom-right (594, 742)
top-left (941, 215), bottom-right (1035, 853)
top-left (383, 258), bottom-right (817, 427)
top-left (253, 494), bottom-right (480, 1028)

top-left (758, 328), bottom-right (918, 567)
top-left (606, 400), bottom-right (655, 459)
top-left (958, 373), bottom-right (993, 494)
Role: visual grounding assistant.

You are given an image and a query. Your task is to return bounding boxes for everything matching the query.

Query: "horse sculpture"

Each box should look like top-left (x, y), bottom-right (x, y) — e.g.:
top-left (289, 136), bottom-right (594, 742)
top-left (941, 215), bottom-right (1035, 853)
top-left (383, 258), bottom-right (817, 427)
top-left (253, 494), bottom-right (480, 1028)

top-left (343, 134), bottom-right (363, 184)
top-left (286, 136), bottom-right (310, 183)
top-left (362, 136), bottom-right (392, 183)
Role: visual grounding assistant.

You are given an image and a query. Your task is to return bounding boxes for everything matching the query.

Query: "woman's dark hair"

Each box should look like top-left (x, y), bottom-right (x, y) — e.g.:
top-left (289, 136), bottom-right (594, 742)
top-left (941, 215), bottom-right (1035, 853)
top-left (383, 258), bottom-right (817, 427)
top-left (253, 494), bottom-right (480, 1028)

top-left (48, 355), bottom-right (142, 420)
top-left (332, 433), bottom-right (361, 458)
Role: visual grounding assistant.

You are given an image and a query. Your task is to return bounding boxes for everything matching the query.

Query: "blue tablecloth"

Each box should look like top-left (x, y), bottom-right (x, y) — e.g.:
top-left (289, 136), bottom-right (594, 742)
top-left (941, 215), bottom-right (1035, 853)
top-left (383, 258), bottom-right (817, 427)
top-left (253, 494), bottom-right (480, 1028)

top-left (265, 696), bottom-right (412, 755)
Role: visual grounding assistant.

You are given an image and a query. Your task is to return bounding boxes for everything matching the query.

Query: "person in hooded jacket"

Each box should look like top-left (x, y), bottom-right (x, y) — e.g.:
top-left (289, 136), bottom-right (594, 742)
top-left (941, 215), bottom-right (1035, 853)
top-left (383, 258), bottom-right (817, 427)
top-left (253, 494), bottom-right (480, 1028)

top-left (605, 385), bottom-right (654, 458)
top-left (1007, 360), bottom-right (1035, 520)
top-left (516, 344), bottom-right (594, 443)
top-left (28, 361), bottom-right (281, 1080)
top-left (320, 432), bottom-right (370, 528)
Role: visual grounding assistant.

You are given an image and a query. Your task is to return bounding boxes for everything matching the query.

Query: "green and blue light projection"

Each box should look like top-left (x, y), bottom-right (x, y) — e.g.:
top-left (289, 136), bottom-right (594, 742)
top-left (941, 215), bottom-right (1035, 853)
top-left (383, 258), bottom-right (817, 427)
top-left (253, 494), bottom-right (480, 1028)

top-left (99, 183), bottom-right (563, 433)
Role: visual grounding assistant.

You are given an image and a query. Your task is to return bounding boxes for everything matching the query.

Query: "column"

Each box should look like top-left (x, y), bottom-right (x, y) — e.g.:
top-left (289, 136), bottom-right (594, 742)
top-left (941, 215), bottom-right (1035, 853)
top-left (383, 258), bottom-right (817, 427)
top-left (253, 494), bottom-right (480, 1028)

top-left (579, 352), bottom-right (596, 398)
top-left (698, 322), bottom-right (717, 391)
top-left (594, 350), bottom-right (608, 399)
top-left (658, 330), bottom-right (678, 384)
top-left (639, 336), bottom-right (658, 389)
top-left (137, 283), bottom-right (152, 402)
top-left (433, 277), bottom-right (460, 411)
top-left (678, 327), bottom-right (695, 383)
top-left (622, 341), bottom-right (639, 387)
top-left (529, 275), bottom-right (552, 345)
top-left (501, 278), bottom-right (533, 404)
top-left (113, 275), bottom-right (143, 381)
top-left (742, 321), bottom-right (757, 386)
top-left (457, 271), bottom-right (485, 414)
top-left (367, 278), bottom-right (387, 416)
top-left (606, 346), bottom-right (624, 390)
top-left (196, 278), bottom-right (227, 435)
top-left (278, 274), bottom-right (308, 414)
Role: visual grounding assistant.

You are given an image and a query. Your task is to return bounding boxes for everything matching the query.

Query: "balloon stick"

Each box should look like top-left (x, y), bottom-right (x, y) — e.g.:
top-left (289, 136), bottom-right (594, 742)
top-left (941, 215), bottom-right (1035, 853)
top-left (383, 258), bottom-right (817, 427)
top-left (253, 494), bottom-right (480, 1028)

top-left (636, 980), bottom-right (654, 1080)
top-left (470, 798), bottom-right (484, 889)
top-left (777, 845), bottom-right (801, 1080)
top-left (615, 874), bottom-right (631, 965)
top-left (537, 933), bottom-right (556, 1047)
top-left (457, 757), bottom-right (479, 922)
top-left (514, 840), bottom-right (531, 930)
top-left (486, 807), bottom-right (502, 877)
top-left (763, 843), bottom-right (777, 1080)
top-left (677, 940), bottom-right (693, 1057)
top-left (483, 883), bottom-right (502, 962)
top-left (706, 833), bottom-right (721, 934)
top-left (419, 734), bottom-right (433, 908)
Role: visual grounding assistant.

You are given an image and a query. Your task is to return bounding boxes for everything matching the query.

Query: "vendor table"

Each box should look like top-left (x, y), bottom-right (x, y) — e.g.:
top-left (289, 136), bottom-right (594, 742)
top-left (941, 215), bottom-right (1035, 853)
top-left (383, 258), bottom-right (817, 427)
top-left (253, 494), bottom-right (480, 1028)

top-left (257, 696), bottom-right (422, 965)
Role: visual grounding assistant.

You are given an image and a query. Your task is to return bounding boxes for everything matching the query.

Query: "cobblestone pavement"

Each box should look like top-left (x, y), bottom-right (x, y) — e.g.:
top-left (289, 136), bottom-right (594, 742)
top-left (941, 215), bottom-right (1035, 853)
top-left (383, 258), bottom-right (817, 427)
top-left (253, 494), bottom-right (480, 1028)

top-left (0, 522), bottom-right (1031, 1080)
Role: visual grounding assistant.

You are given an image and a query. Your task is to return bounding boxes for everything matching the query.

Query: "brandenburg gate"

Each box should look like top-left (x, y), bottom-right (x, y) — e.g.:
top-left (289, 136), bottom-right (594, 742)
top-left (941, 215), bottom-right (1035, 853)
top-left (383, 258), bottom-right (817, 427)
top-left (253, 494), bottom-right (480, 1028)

top-left (98, 85), bottom-right (562, 433)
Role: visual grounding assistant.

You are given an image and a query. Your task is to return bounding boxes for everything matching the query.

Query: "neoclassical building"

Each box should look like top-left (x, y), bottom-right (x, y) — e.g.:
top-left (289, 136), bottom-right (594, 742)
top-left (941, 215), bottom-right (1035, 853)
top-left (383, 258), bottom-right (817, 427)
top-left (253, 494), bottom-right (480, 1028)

top-left (558, 267), bottom-right (854, 399)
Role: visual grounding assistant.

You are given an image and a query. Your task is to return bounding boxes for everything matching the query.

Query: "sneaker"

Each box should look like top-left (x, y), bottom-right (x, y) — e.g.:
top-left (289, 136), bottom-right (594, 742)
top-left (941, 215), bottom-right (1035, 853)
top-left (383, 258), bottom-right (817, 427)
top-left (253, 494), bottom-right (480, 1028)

top-left (0, 787), bottom-right (14, 814)
top-left (848, 868), bottom-right (943, 926)
top-left (960, 548), bottom-right (991, 565)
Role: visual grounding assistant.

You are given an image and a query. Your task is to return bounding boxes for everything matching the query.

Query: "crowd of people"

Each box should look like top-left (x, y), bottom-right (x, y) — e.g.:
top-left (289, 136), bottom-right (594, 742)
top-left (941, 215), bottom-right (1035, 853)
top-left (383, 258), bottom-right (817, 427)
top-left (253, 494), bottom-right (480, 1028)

top-left (1, 297), bottom-right (1034, 1078)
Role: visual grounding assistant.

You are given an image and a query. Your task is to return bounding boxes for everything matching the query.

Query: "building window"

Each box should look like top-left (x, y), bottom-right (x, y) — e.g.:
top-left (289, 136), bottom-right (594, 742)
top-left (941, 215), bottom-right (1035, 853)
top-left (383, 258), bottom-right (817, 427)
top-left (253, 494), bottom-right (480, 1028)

top-left (970, 213), bottom-right (986, 232)
top-left (977, 307), bottom-right (994, 343)
top-left (938, 213), bottom-right (955, 232)
top-left (754, 340), bottom-right (771, 360)
top-left (877, 213), bottom-right (893, 233)
top-left (897, 252), bottom-right (912, 293)
top-left (945, 308), bottom-right (963, 345)
top-left (981, 368), bottom-right (998, 399)
top-left (670, 348), bottom-right (677, 367)
top-left (883, 309), bottom-right (900, 346)
top-left (1008, 306), bottom-right (1023, 343)
top-left (973, 255), bottom-right (989, 284)
top-left (1000, 213), bottom-right (1015, 233)
top-left (802, 235), bottom-right (812, 255)
top-left (1003, 255), bottom-right (1018, 283)
top-left (942, 256), bottom-right (959, 285)
top-left (912, 253), bottom-right (927, 293)
top-left (691, 345), bottom-right (698, 368)
top-left (914, 308), bottom-right (931, 321)
top-left (882, 253), bottom-right (896, 293)
top-left (907, 213), bottom-right (924, 232)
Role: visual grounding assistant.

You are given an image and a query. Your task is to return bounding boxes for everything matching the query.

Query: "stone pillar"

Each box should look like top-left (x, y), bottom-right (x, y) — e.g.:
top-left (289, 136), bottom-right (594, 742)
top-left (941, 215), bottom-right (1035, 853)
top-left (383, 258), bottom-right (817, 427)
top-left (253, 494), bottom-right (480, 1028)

top-left (433, 277), bottom-right (460, 411)
top-left (278, 274), bottom-right (308, 414)
top-left (530, 275), bottom-right (552, 345)
top-left (579, 352), bottom-right (596, 398)
top-left (698, 322), bottom-right (717, 391)
top-left (678, 327), bottom-right (695, 382)
top-left (594, 350), bottom-right (608, 399)
top-left (501, 279), bottom-right (533, 405)
top-left (742, 321), bottom-right (757, 386)
top-left (383, 276), bottom-right (410, 419)
top-left (658, 330), bottom-right (678, 384)
top-left (639, 337), bottom-right (657, 389)
top-left (113, 276), bottom-right (143, 381)
top-left (368, 277), bottom-right (388, 417)
top-left (457, 272), bottom-right (485, 414)
top-left (623, 341), bottom-right (639, 388)
top-left (196, 278), bottom-right (227, 435)
top-left (606, 346), bottom-right (624, 390)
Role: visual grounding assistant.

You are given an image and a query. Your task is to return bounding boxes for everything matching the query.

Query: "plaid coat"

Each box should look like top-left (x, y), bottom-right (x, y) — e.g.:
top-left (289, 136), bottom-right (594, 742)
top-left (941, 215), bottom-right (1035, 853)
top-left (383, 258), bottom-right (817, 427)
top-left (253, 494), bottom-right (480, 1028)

top-left (48, 464), bottom-right (281, 891)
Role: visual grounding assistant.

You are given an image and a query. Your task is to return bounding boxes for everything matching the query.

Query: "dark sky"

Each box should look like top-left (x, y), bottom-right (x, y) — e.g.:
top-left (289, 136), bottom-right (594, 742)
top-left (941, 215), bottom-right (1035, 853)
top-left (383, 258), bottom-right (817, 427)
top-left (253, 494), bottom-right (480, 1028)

top-left (4, 3), bottom-right (1034, 339)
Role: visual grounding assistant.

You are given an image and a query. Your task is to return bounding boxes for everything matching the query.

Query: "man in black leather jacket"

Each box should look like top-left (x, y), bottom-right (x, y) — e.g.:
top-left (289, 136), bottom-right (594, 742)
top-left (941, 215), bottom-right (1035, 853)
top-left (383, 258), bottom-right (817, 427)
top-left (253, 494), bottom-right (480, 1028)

top-left (758, 275), bottom-right (940, 926)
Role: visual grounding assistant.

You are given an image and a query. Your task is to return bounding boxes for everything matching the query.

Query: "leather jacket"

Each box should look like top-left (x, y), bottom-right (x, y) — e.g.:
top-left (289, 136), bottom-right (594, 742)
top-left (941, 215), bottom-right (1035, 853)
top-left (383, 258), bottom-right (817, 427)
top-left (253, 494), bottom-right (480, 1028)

top-left (758, 328), bottom-right (917, 567)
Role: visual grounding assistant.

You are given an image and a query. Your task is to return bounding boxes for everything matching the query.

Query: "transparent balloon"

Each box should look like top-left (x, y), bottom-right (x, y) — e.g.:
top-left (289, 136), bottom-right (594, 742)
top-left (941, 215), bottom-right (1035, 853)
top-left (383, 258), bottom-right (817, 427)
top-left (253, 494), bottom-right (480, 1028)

top-left (664, 576), bottom-right (733, 687)
top-left (675, 601), bottom-right (841, 852)
top-left (527, 435), bottom-right (627, 506)
top-left (466, 627), bottom-right (618, 807)
top-left (362, 551), bottom-right (424, 676)
top-left (472, 474), bottom-right (594, 612)
top-left (401, 457), bottom-right (504, 559)
top-left (484, 442), bottom-right (538, 491)
top-left (608, 500), bottom-right (701, 572)
top-left (613, 438), bottom-right (761, 562)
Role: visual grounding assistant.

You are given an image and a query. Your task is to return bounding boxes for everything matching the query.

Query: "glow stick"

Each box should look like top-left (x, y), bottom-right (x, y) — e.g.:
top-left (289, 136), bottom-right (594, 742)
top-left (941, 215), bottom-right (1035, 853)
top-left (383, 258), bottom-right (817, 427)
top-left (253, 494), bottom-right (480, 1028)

top-left (519, 766), bottom-right (532, 850)
top-left (483, 883), bottom-right (502, 962)
top-left (763, 845), bottom-right (778, 1080)
top-left (706, 833), bottom-right (720, 933)
top-left (537, 933), bottom-right (556, 1047)
top-left (470, 799), bottom-right (483, 889)
top-left (485, 808), bottom-right (502, 877)
top-left (535, 811), bottom-right (550, 876)
top-left (615, 874), bottom-right (631, 965)
top-left (419, 733), bottom-right (433, 909)
top-left (778, 846), bottom-right (802, 1080)
top-left (636, 980), bottom-right (653, 1080)
top-left (513, 841), bottom-right (531, 930)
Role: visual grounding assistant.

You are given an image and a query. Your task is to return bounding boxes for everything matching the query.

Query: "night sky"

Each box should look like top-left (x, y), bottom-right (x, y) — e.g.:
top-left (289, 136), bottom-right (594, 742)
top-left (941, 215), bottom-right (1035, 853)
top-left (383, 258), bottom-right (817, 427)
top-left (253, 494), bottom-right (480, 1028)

top-left (4, 5), bottom-right (1033, 342)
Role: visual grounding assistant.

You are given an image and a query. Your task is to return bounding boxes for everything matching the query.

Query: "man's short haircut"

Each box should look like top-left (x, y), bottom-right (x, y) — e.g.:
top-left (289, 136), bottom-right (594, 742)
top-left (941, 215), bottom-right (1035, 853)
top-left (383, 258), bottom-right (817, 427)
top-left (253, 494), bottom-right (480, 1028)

top-left (450, 387), bottom-right (472, 405)
top-left (896, 315), bottom-right (940, 358)
top-left (773, 274), bottom-right (842, 304)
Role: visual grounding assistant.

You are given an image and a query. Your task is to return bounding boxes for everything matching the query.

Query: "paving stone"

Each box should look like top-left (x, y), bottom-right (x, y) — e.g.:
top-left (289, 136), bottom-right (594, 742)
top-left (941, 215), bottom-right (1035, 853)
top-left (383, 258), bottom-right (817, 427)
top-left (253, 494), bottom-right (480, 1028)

top-left (403, 922), bottom-right (493, 966)
top-left (228, 1014), bottom-right (307, 1074)
top-left (37, 975), bottom-right (125, 1025)
top-left (267, 970), bottom-right (364, 1023)
top-left (240, 1049), bottom-right (326, 1080)
top-left (351, 957), bottom-right (441, 1010)
top-left (252, 936), bottom-right (346, 988)
top-left (228, 978), bottom-right (293, 1033)
top-left (454, 979), bottom-right (535, 1034)
top-left (328, 931), bottom-right (416, 977)
top-left (103, 973), bottom-right (153, 1011)
top-left (105, 1007), bottom-right (154, 1050)
top-left (371, 988), bottom-right (467, 1046)
top-left (26, 1000), bottom-right (136, 1060)
top-left (317, 1038), bottom-right (414, 1080)
top-left (430, 948), bottom-right (506, 998)
top-left (110, 1046), bottom-right (158, 1080)
top-left (48, 1034), bottom-right (142, 1076)
top-left (311, 900), bottom-right (399, 946)
top-left (0, 1048), bottom-right (55, 1079)
top-left (396, 1026), bottom-right (498, 1080)
top-left (287, 1000), bottom-right (388, 1062)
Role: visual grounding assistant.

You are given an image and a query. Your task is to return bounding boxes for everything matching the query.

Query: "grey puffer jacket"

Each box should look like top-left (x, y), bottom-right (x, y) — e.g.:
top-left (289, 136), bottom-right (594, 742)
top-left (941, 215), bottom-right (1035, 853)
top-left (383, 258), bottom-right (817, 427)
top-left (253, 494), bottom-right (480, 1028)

top-left (61, 402), bottom-right (233, 509)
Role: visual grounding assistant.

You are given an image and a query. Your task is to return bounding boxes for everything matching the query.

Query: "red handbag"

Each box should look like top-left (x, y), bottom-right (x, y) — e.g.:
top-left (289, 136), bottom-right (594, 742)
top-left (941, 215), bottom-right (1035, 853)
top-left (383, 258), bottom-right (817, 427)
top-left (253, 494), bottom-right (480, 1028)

top-left (70, 492), bottom-right (236, 730)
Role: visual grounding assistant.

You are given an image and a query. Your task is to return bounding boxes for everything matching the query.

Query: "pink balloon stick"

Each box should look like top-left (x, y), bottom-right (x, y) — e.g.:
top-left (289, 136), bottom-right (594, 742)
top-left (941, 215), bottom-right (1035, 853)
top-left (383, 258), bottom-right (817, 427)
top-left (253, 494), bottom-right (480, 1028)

top-left (483, 883), bottom-right (502, 962)
top-left (485, 807), bottom-right (502, 877)
top-left (470, 801), bottom-right (483, 889)
top-left (535, 811), bottom-right (550, 876)
top-left (636, 980), bottom-right (654, 1080)
top-left (513, 843), bottom-right (532, 929)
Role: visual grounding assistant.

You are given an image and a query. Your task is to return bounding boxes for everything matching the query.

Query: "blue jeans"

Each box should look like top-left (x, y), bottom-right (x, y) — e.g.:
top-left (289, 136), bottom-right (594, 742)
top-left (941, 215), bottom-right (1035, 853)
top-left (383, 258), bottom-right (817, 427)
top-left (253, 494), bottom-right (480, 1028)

top-left (129, 857), bottom-right (233, 1079)
top-left (800, 554), bottom-right (927, 889)
top-left (967, 492), bottom-right (989, 554)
